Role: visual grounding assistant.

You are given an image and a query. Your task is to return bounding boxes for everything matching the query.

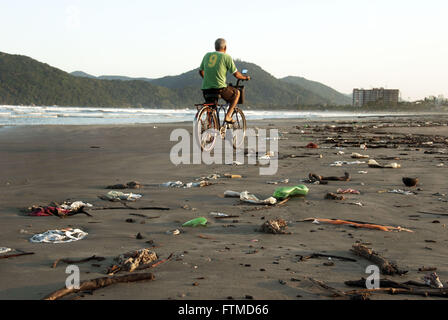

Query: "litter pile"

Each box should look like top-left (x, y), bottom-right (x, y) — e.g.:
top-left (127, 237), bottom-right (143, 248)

top-left (107, 249), bottom-right (158, 275)
top-left (30, 228), bottom-right (88, 244)
top-left (27, 201), bottom-right (93, 217)
top-left (100, 191), bottom-right (142, 202)
top-left (260, 218), bottom-right (290, 234)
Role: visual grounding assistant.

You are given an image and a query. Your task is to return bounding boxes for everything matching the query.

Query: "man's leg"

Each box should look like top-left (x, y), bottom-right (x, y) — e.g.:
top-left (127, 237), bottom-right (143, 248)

top-left (221, 86), bottom-right (240, 122)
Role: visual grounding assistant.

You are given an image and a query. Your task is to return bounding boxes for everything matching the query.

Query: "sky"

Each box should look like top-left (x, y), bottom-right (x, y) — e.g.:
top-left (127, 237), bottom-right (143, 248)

top-left (1, 0), bottom-right (447, 101)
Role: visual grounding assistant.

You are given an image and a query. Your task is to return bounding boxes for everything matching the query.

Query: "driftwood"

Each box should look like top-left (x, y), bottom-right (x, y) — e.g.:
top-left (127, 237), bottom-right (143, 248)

top-left (0, 251), bottom-right (34, 260)
top-left (344, 278), bottom-right (448, 298)
top-left (129, 213), bottom-right (161, 219)
top-left (214, 215), bottom-right (240, 220)
top-left (43, 272), bottom-right (155, 300)
top-left (308, 278), bottom-right (349, 299)
top-left (52, 255), bottom-right (106, 268)
top-left (350, 244), bottom-right (408, 275)
top-left (419, 211), bottom-right (448, 217)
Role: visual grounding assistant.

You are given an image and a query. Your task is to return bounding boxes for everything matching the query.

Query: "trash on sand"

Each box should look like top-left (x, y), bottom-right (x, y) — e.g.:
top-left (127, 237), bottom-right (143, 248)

top-left (337, 151), bottom-right (345, 155)
top-left (232, 161), bottom-right (243, 166)
top-left (351, 153), bottom-right (369, 159)
top-left (423, 272), bottom-right (444, 288)
top-left (30, 228), bottom-right (88, 243)
top-left (360, 144), bottom-right (368, 150)
top-left (224, 190), bottom-right (242, 198)
top-left (368, 159), bottom-right (401, 169)
top-left (273, 185), bottom-right (309, 200)
top-left (358, 171), bottom-right (368, 174)
top-left (224, 174), bottom-right (242, 179)
top-left (0, 248), bottom-right (12, 254)
top-left (27, 201), bottom-right (93, 217)
top-left (388, 189), bottom-right (416, 195)
top-left (347, 202), bottom-right (364, 207)
top-left (182, 217), bottom-right (208, 227)
top-left (101, 191), bottom-right (142, 202)
top-left (436, 163), bottom-right (444, 167)
top-left (259, 151), bottom-right (275, 160)
top-left (60, 201), bottom-right (93, 211)
top-left (326, 193), bottom-right (346, 200)
top-left (210, 212), bottom-right (229, 217)
top-left (107, 249), bottom-right (158, 275)
top-left (402, 177), bottom-right (418, 187)
top-left (303, 218), bottom-right (413, 232)
top-left (106, 181), bottom-right (143, 189)
top-left (306, 142), bottom-right (319, 149)
top-left (166, 229), bottom-right (181, 235)
top-left (310, 172), bottom-right (351, 182)
top-left (330, 160), bottom-right (366, 167)
top-left (260, 218), bottom-right (290, 234)
top-left (351, 243), bottom-right (408, 275)
top-left (337, 188), bottom-right (361, 195)
top-left (266, 178), bottom-right (289, 185)
top-left (162, 181), bottom-right (184, 188)
top-left (196, 173), bottom-right (221, 181)
top-left (240, 191), bottom-right (277, 205)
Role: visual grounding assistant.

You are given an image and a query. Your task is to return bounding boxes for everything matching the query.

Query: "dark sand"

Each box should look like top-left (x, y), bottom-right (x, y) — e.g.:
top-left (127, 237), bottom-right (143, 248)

top-left (1, 115), bottom-right (448, 300)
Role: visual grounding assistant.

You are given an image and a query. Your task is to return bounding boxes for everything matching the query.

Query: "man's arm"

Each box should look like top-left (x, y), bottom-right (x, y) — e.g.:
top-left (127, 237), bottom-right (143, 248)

top-left (199, 70), bottom-right (204, 79)
top-left (233, 71), bottom-right (250, 81)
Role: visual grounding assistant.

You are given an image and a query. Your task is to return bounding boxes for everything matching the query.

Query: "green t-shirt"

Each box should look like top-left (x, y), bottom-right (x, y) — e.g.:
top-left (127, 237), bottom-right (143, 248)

top-left (200, 52), bottom-right (237, 90)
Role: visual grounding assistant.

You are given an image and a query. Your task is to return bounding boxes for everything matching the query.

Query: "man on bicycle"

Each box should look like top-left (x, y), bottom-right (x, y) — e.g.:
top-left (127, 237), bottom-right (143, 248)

top-left (199, 38), bottom-right (250, 124)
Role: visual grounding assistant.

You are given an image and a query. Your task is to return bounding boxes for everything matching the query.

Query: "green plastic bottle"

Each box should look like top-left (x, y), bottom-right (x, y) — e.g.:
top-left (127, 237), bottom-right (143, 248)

top-left (182, 217), bottom-right (208, 227)
top-left (273, 185), bottom-right (309, 200)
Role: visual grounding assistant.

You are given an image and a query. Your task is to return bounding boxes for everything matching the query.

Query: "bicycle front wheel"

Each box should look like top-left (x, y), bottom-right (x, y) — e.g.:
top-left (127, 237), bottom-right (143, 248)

top-left (230, 107), bottom-right (247, 149)
top-left (195, 106), bottom-right (219, 152)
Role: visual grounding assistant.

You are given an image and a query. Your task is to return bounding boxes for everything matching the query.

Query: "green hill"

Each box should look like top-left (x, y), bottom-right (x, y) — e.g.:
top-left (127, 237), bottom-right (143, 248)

top-left (280, 76), bottom-right (352, 105)
top-left (1, 51), bottom-right (350, 108)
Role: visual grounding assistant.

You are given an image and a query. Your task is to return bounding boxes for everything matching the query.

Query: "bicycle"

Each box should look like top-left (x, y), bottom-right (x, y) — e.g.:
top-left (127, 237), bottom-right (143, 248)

top-left (194, 70), bottom-right (249, 152)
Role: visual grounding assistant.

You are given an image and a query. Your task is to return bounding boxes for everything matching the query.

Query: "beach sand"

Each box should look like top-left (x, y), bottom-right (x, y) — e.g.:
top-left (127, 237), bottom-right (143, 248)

top-left (1, 115), bottom-right (448, 300)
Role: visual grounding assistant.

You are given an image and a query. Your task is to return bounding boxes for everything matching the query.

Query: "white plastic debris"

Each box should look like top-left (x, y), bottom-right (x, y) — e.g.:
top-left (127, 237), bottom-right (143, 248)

top-left (30, 228), bottom-right (88, 244)
top-left (162, 181), bottom-right (184, 188)
top-left (104, 191), bottom-right (142, 201)
top-left (351, 152), bottom-right (369, 159)
top-left (0, 247), bottom-right (12, 254)
top-left (266, 178), bottom-right (289, 185)
top-left (224, 190), bottom-right (242, 198)
top-left (60, 201), bottom-right (93, 211)
top-left (388, 189), bottom-right (415, 195)
top-left (368, 159), bottom-right (401, 169)
top-left (240, 191), bottom-right (277, 205)
top-left (358, 171), bottom-right (369, 174)
top-left (330, 160), bottom-right (366, 167)
top-left (210, 212), bottom-right (229, 217)
top-left (232, 161), bottom-right (244, 166)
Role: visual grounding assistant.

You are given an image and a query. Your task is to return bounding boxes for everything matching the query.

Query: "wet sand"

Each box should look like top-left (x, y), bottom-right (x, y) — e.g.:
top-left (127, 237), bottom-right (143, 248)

top-left (1, 115), bottom-right (448, 300)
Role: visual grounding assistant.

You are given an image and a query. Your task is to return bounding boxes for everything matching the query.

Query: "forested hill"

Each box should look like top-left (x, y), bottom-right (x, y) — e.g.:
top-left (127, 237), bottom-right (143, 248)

top-left (0, 51), bottom-right (350, 108)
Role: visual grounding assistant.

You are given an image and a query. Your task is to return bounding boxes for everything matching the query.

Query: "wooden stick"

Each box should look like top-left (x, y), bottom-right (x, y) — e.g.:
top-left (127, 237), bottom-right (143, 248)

top-left (52, 255), bottom-right (106, 268)
top-left (308, 278), bottom-right (348, 299)
top-left (42, 272), bottom-right (155, 300)
top-left (137, 253), bottom-right (174, 271)
top-left (301, 253), bottom-right (357, 262)
top-left (350, 244), bottom-right (408, 275)
top-left (0, 251), bottom-right (34, 260)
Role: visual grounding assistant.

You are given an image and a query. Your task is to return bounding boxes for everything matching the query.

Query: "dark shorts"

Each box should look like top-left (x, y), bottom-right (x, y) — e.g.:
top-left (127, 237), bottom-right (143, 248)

top-left (203, 86), bottom-right (239, 103)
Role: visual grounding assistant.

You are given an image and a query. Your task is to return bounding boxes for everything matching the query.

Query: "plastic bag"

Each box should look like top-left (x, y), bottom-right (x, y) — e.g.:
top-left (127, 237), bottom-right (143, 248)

top-left (273, 185), bottom-right (309, 200)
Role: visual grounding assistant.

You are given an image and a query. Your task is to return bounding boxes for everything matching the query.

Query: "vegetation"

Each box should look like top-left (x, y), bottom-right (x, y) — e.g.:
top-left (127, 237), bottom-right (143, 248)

top-left (6, 51), bottom-right (435, 111)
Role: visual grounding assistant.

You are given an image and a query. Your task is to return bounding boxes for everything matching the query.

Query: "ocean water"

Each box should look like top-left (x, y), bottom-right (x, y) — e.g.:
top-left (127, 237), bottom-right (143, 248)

top-left (0, 105), bottom-right (414, 126)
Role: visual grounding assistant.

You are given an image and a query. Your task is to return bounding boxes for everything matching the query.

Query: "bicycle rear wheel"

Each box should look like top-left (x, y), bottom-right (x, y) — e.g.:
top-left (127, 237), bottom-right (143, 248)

top-left (195, 106), bottom-right (219, 152)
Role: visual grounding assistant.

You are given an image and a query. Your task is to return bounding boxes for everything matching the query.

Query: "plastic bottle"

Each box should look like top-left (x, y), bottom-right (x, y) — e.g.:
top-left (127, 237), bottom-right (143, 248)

top-left (182, 217), bottom-right (208, 227)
